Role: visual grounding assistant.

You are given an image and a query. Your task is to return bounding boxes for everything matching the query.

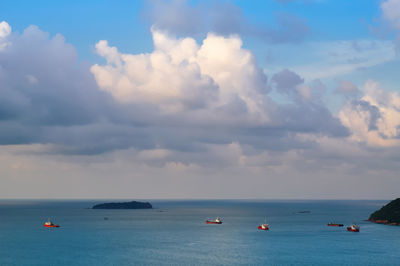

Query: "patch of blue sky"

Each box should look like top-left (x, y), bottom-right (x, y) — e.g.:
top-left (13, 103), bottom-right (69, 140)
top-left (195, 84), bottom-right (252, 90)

top-left (234, 0), bottom-right (379, 40)
top-left (0, 0), bottom-right (152, 62)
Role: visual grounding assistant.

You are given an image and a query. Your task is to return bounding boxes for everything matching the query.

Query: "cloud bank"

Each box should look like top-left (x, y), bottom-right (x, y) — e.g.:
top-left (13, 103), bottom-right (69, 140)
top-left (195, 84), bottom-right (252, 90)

top-left (0, 18), bottom-right (400, 199)
top-left (0, 21), bottom-right (344, 158)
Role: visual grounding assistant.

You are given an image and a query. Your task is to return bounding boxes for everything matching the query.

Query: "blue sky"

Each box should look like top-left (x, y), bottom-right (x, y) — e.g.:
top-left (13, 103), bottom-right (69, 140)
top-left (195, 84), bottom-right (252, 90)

top-left (0, 1), bottom-right (385, 58)
top-left (1, 0), bottom-right (400, 199)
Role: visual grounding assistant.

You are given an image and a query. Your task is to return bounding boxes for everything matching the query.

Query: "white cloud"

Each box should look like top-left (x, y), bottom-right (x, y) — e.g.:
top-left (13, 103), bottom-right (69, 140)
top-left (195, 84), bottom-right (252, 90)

top-left (339, 80), bottom-right (400, 147)
top-left (0, 21), bottom-right (11, 51)
top-left (0, 21), bottom-right (11, 38)
top-left (91, 28), bottom-right (269, 121)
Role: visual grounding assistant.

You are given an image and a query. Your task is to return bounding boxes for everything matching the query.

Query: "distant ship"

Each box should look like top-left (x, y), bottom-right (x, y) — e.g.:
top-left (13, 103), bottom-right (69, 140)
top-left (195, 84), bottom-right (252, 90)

top-left (44, 220), bottom-right (60, 228)
top-left (347, 224), bottom-right (360, 232)
top-left (206, 218), bottom-right (222, 224)
top-left (258, 224), bottom-right (269, 230)
top-left (327, 222), bottom-right (344, 227)
top-left (258, 217), bottom-right (269, 230)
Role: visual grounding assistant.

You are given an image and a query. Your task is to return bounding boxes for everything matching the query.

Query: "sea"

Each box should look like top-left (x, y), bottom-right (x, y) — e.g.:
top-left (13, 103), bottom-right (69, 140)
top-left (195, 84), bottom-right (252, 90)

top-left (0, 199), bottom-right (399, 266)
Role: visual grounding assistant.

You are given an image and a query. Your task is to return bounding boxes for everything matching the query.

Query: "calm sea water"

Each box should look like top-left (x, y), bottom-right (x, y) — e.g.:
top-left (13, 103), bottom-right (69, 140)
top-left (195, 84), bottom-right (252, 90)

top-left (0, 199), bottom-right (399, 265)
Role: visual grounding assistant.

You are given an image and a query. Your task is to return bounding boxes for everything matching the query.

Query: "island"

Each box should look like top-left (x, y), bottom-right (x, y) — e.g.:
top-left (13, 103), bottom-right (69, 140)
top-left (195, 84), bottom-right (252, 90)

top-left (92, 201), bottom-right (153, 209)
top-left (368, 198), bottom-right (400, 226)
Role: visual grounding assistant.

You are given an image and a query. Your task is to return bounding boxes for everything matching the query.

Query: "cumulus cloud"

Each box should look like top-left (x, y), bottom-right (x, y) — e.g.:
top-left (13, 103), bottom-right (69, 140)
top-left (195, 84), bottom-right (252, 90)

top-left (91, 28), bottom-right (269, 121)
top-left (0, 21), bottom-right (346, 160)
top-left (91, 28), bottom-right (346, 141)
top-left (0, 21), bottom-right (11, 38)
top-left (340, 80), bottom-right (400, 147)
top-left (0, 21), bottom-right (11, 51)
top-left (0, 20), bottom-right (366, 200)
top-left (0, 22), bottom-right (122, 152)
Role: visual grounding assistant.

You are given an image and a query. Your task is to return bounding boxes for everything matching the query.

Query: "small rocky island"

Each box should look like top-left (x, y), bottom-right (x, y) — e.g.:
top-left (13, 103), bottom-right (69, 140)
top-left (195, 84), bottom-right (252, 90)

top-left (369, 198), bottom-right (400, 226)
top-left (92, 201), bottom-right (152, 209)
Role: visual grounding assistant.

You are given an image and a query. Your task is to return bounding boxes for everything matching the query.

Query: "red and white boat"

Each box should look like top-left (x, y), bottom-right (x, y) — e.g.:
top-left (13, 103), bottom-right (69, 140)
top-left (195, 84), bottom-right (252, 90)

top-left (258, 217), bottom-right (269, 230)
top-left (258, 223), bottom-right (269, 230)
top-left (346, 224), bottom-right (359, 232)
top-left (206, 218), bottom-right (222, 224)
top-left (44, 220), bottom-right (60, 228)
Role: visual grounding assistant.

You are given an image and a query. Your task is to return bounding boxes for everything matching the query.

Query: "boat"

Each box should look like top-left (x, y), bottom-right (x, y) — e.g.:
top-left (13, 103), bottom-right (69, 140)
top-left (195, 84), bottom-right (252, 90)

top-left (258, 223), bottom-right (269, 230)
top-left (44, 220), bottom-right (60, 228)
top-left (258, 217), bottom-right (269, 230)
top-left (327, 222), bottom-right (344, 227)
top-left (346, 224), bottom-right (360, 232)
top-left (206, 218), bottom-right (222, 224)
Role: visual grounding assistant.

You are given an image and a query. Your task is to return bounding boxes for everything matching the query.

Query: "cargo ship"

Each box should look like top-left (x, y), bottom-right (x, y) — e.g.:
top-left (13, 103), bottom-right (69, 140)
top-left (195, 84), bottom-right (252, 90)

top-left (44, 220), bottom-right (60, 228)
top-left (327, 222), bottom-right (344, 227)
top-left (346, 224), bottom-right (359, 232)
top-left (206, 218), bottom-right (222, 224)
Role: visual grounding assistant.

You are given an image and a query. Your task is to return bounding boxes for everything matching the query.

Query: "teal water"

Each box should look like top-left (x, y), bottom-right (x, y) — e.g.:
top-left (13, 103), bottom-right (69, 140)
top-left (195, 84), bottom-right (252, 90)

top-left (0, 200), bottom-right (399, 265)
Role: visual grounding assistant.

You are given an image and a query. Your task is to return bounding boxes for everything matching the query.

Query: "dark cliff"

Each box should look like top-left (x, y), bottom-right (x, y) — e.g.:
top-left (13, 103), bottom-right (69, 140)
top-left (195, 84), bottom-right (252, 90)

top-left (369, 198), bottom-right (400, 225)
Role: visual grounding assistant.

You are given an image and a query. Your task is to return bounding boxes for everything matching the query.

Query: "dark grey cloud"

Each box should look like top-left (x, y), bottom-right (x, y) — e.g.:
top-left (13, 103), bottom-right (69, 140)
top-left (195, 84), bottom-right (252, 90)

top-left (0, 26), bottom-right (112, 127)
top-left (353, 100), bottom-right (381, 131)
top-left (268, 68), bottom-right (347, 137)
top-left (0, 25), bottom-right (126, 152)
top-left (277, 103), bottom-right (349, 137)
top-left (271, 68), bottom-right (304, 94)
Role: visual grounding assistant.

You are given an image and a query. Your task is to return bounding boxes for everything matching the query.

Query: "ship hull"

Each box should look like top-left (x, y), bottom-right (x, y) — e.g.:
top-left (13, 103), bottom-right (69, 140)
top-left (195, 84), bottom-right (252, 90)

top-left (327, 224), bottom-right (343, 227)
top-left (44, 224), bottom-right (60, 228)
top-left (257, 226), bottom-right (269, 230)
top-left (347, 227), bottom-right (359, 232)
top-left (206, 221), bottom-right (222, 224)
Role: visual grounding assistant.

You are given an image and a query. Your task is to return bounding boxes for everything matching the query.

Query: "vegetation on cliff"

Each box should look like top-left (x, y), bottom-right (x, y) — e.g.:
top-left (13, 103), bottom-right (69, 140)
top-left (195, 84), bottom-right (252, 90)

top-left (369, 198), bottom-right (400, 225)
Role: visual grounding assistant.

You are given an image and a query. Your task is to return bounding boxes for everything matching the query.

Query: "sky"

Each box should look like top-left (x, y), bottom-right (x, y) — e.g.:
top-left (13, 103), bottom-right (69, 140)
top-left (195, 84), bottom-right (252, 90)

top-left (0, 0), bottom-right (400, 199)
